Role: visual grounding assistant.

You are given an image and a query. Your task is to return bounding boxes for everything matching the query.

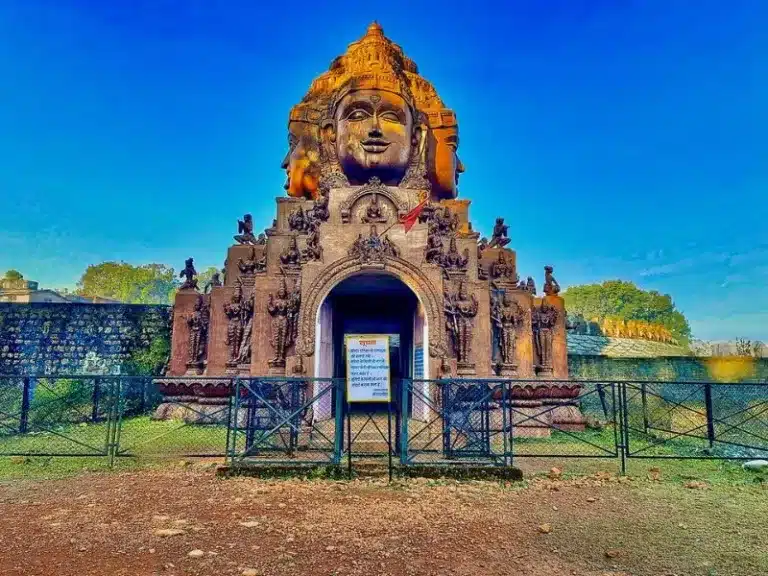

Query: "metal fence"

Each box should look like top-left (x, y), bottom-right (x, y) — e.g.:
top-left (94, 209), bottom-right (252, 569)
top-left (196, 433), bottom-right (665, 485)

top-left (0, 375), bottom-right (766, 475)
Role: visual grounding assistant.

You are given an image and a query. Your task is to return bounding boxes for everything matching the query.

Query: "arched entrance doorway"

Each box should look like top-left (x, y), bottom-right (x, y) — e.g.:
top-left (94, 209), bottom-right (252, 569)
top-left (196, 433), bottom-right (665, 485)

top-left (313, 272), bottom-right (429, 414)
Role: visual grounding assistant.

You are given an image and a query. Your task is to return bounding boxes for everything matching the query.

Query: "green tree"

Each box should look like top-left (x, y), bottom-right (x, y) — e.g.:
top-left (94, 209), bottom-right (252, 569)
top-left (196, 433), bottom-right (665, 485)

top-left (3, 269), bottom-right (23, 281)
top-left (76, 262), bottom-right (178, 304)
top-left (562, 280), bottom-right (691, 344)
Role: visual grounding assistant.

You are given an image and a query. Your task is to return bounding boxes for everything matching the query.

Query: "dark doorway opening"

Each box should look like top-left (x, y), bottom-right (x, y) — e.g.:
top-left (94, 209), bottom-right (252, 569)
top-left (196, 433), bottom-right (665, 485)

top-left (328, 273), bottom-right (418, 416)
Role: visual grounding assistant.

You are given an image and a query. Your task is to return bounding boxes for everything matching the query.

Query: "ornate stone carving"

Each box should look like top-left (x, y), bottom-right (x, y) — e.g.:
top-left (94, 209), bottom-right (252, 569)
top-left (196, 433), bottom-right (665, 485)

top-left (433, 206), bottom-right (459, 236)
top-left (255, 233), bottom-right (267, 245)
top-left (489, 217), bottom-right (510, 248)
top-left (223, 280), bottom-right (254, 372)
top-left (340, 177), bottom-right (407, 223)
top-left (348, 224), bottom-right (400, 263)
top-left (440, 235), bottom-right (468, 274)
top-left (490, 250), bottom-right (518, 283)
top-left (285, 24), bottom-right (463, 201)
top-left (533, 302), bottom-right (559, 376)
top-left (238, 246), bottom-right (266, 276)
top-left (303, 226), bottom-right (323, 262)
top-left (518, 276), bottom-right (537, 294)
top-left (297, 255), bottom-right (446, 359)
top-left (361, 192), bottom-right (388, 223)
top-left (288, 206), bottom-right (311, 233)
top-left (491, 293), bottom-right (524, 376)
top-left (444, 281), bottom-right (478, 374)
top-left (543, 265), bottom-right (560, 296)
top-left (280, 234), bottom-right (303, 268)
top-left (186, 296), bottom-right (209, 374)
top-left (268, 277), bottom-right (301, 371)
top-left (424, 223), bottom-right (444, 265)
top-left (234, 214), bottom-right (257, 244)
top-left (308, 188), bottom-right (330, 224)
top-left (477, 237), bottom-right (489, 280)
top-left (179, 258), bottom-right (198, 291)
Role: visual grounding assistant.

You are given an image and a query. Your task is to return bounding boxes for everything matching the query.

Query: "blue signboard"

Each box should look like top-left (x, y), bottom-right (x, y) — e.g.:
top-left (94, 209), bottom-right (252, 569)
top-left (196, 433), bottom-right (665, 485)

top-left (413, 345), bottom-right (424, 380)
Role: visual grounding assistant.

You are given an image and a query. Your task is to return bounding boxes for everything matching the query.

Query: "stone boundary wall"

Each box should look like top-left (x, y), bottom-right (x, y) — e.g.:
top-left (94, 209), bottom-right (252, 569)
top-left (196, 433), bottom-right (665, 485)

top-left (0, 303), bottom-right (171, 375)
top-left (569, 355), bottom-right (768, 382)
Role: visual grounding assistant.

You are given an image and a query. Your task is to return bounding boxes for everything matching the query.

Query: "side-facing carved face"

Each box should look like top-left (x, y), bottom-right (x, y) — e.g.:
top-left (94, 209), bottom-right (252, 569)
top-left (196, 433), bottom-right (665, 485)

top-left (282, 121), bottom-right (320, 199)
top-left (429, 125), bottom-right (464, 199)
top-left (332, 89), bottom-right (413, 185)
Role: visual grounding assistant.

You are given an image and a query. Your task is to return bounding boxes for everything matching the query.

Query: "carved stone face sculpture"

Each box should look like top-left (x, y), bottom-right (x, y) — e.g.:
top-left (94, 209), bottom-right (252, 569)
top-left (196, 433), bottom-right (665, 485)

top-left (282, 122), bottom-right (321, 199)
top-left (331, 89), bottom-right (414, 185)
top-left (428, 124), bottom-right (464, 199)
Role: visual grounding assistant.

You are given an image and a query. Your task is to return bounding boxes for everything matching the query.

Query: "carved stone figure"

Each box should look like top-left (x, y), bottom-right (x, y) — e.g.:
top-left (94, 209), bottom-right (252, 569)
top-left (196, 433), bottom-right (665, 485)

top-left (491, 250), bottom-right (518, 282)
top-left (491, 293), bottom-right (523, 370)
top-left (424, 223), bottom-right (444, 265)
top-left (179, 258), bottom-right (198, 291)
top-left (533, 302), bottom-right (558, 374)
top-left (203, 272), bottom-right (222, 294)
top-left (280, 235), bottom-right (302, 266)
top-left (543, 265), bottom-right (560, 296)
top-left (268, 277), bottom-right (301, 369)
top-left (186, 296), bottom-right (209, 373)
top-left (348, 224), bottom-right (400, 263)
top-left (489, 218), bottom-right (510, 248)
top-left (255, 233), bottom-right (267, 245)
top-left (526, 277), bottom-right (536, 295)
top-left (238, 246), bottom-right (266, 275)
top-left (223, 281), bottom-right (254, 370)
top-left (303, 226), bottom-right (323, 261)
top-left (434, 206), bottom-right (458, 235)
top-left (444, 281), bottom-right (478, 370)
top-left (288, 206), bottom-right (310, 233)
top-left (234, 214), bottom-right (257, 244)
top-left (308, 188), bottom-right (330, 223)
top-left (426, 109), bottom-right (464, 199)
top-left (441, 236), bottom-right (468, 272)
top-left (361, 192), bottom-right (388, 223)
top-left (477, 237), bottom-right (489, 280)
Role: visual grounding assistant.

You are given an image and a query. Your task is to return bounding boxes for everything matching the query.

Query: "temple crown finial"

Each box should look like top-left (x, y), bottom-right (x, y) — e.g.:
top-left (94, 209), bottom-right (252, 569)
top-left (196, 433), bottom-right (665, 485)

top-left (366, 21), bottom-right (383, 35)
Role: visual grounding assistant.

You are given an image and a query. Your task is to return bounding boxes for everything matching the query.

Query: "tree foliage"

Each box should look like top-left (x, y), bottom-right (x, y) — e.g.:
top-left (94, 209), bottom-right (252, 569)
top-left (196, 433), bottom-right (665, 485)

top-left (562, 280), bottom-right (691, 343)
top-left (3, 269), bottom-right (23, 281)
top-left (196, 266), bottom-right (220, 293)
top-left (76, 262), bottom-right (178, 304)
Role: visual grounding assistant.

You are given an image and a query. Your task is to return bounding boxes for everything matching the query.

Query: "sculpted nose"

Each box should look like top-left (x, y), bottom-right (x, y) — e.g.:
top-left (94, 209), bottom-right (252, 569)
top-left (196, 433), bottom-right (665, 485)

top-left (369, 116), bottom-right (383, 138)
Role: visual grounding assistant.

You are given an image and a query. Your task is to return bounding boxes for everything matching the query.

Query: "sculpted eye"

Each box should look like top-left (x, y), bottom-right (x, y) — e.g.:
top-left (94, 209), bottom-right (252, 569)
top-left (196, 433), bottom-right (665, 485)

top-left (379, 111), bottom-right (401, 122)
top-left (346, 109), bottom-right (371, 121)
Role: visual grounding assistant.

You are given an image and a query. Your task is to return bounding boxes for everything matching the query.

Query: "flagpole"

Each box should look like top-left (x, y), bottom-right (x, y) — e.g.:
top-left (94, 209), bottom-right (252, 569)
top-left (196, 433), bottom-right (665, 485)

top-left (380, 198), bottom-right (428, 237)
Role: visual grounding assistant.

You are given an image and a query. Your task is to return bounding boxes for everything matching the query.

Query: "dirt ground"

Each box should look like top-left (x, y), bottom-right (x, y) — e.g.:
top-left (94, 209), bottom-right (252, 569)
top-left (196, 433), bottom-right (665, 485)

top-left (0, 466), bottom-right (766, 576)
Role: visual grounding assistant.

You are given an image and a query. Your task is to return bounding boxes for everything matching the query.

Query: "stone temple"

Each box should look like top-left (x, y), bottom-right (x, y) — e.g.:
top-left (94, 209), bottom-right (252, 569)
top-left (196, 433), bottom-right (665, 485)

top-left (161, 23), bottom-right (581, 432)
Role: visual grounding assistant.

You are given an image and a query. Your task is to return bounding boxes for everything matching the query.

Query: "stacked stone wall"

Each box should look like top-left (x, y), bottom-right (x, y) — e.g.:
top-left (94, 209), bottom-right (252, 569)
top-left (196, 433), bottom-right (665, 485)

top-left (0, 303), bottom-right (171, 375)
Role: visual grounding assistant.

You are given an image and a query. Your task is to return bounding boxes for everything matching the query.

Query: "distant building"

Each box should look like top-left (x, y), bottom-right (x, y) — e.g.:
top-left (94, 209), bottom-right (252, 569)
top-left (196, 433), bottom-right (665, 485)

top-left (0, 277), bottom-right (119, 304)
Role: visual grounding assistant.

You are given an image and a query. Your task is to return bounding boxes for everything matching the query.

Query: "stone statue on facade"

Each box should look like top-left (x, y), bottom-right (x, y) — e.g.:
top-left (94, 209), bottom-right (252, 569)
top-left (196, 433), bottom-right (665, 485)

top-left (441, 235), bottom-right (468, 272)
top-left (308, 188), bottom-right (330, 223)
top-left (491, 293), bottom-right (523, 375)
top-left (186, 296), bottom-right (209, 374)
top-left (234, 214), bottom-right (257, 244)
top-left (424, 223), bottom-right (444, 265)
top-left (444, 281), bottom-right (478, 373)
top-left (288, 206), bottom-right (310, 233)
top-left (361, 192), bottom-right (388, 223)
top-left (179, 258), bottom-right (198, 291)
top-left (280, 235), bottom-right (302, 267)
top-left (489, 218), bottom-right (510, 248)
top-left (303, 225), bottom-right (323, 261)
top-left (268, 277), bottom-right (301, 370)
top-left (434, 206), bottom-right (459, 236)
top-left (491, 250), bottom-right (518, 282)
top-left (224, 280), bottom-right (254, 371)
top-left (543, 265), bottom-right (560, 296)
top-left (533, 302), bottom-right (558, 375)
top-left (349, 224), bottom-right (400, 263)
top-left (238, 246), bottom-right (267, 276)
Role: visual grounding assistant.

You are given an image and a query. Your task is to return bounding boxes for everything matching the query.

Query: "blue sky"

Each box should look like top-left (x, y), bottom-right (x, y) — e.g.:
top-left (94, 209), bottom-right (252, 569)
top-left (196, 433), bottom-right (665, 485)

top-left (0, 0), bottom-right (765, 340)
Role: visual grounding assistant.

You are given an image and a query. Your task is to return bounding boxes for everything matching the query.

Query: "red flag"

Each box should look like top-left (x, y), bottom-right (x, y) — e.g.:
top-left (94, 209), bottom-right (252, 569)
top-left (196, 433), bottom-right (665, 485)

top-left (399, 199), bottom-right (428, 233)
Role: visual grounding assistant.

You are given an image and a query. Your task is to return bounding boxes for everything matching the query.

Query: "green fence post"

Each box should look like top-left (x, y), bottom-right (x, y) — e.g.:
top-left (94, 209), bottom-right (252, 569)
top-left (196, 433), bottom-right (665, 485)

top-left (400, 378), bottom-right (410, 465)
top-left (333, 379), bottom-right (344, 466)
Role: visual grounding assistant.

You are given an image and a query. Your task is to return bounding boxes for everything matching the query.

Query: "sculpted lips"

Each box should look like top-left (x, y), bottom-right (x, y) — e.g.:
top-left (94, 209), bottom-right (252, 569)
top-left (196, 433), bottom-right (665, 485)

top-left (360, 138), bottom-right (391, 153)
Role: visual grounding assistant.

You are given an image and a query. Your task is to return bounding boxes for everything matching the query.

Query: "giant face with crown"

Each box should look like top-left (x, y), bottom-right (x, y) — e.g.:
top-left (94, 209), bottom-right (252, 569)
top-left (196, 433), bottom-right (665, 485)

top-left (284, 22), bottom-right (462, 200)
